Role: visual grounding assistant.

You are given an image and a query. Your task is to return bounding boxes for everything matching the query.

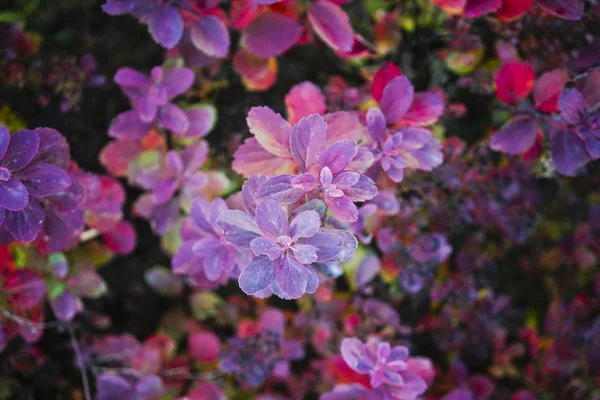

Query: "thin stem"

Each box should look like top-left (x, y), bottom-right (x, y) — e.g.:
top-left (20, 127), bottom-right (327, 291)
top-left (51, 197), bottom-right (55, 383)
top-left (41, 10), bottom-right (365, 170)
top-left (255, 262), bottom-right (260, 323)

top-left (68, 324), bottom-right (92, 400)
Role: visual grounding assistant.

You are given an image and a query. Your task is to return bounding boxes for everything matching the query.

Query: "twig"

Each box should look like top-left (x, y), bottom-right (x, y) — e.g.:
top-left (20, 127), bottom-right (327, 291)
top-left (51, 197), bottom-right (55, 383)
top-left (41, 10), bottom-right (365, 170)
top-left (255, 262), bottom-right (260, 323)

top-left (68, 324), bottom-right (92, 400)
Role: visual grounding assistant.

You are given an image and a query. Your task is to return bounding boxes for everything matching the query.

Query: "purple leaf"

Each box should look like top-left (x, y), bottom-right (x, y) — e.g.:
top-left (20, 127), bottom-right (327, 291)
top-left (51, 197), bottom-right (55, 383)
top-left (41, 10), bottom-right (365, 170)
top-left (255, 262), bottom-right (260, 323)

top-left (256, 174), bottom-right (307, 204)
top-left (4, 201), bottom-right (44, 242)
top-left (50, 290), bottom-right (79, 322)
top-left (255, 199), bottom-right (288, 237)
top-left (293, 244), bottom-right (318, 264)
top-left (537, 0), bottom-right (583, 20)
top-left (559, 88), bottom-right (589, 125)
top-left (308, 0), bottom-right (354, 53)
top-left (0, 127), bottom-right (9, 160)
top-left (340, 338), bottom-right (371, 373)
top-left (158, 103), bottom-right (190, 133)
top-left (464, 0), bottom-right (502, 18)
top-left (318, 140), bottom-right (358, 175)
top-left (355, 254), bottom-right (381, 287)
top-left (32, 128), bottom-right (70, 169)
top-left (379, 76), bottom-right (415, 124)
top-left (243, 13), bottom-right (303, 58)
top-left (366, 108), bottom-right (387, 143)
top-left (217, 209), bottom-right (262, 248)
top-left (290, 114), bottom-right (328, 172)
top-left (182, 106), bottom-right (215, 138)
top-left (0, 178), bottom-right (28, 211)
top-left (96, 374), bottom-right (132, 400)
top-left (238, 255), bottom-right (277, 294)
top-left (1, 129), bottom-right (40, 172)
top-left (190, 15), bottom-right (230, 57)
top-left (18, 163), bottom-right (72, 197)
top-left (241, 174), bottom-right (268, 214)
top-left (298, 232), bottom-right (343, 262)
top-left (276, 256), bottom-right (308, 299)
top-left (551, 129), bottom-right (590, 176)
top-left (290, 210), bottom-right (320, 240)
top-left (490, 115), bottom-right (538, 154)
top-left (250, 236), bottom-right (284, 260)
top-left (114, 67), bottom-right (149, 88)
top-left (160, 68), bottom-right (195, 99)
top-left (108, 110), bottom-right (152, 140)
top-left (149, 5), bottom-right (184, 49)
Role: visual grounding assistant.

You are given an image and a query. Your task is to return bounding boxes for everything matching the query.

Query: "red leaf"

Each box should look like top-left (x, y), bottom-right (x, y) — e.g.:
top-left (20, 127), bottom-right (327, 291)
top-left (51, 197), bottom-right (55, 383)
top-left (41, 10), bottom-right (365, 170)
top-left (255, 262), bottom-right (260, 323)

top-left (371, 62), bottom-right (403, 103)
top-left (494, 61), bottom-right (535, 105)
top-left (533, 69), bottom-right (570, 113)
top-left (496, 0), bottom-right (534, 21)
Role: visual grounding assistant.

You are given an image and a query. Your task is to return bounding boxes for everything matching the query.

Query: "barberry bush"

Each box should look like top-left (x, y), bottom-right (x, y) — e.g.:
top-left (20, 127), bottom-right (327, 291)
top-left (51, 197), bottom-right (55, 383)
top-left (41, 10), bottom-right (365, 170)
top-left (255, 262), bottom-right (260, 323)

top-left (0, 0), bottom-right (599, 399)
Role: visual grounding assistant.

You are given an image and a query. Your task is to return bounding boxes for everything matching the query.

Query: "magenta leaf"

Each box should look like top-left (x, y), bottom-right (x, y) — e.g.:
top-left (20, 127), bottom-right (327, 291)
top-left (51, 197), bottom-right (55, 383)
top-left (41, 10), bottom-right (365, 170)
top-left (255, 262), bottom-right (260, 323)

top-left (537, 0), bottom-right (583, 20)
top-left (380, 76), bottom-right (415, 124)
top-left (308, 0), bottom-right (354, 53)
top-left (243, 13), bottom-right (303, 58)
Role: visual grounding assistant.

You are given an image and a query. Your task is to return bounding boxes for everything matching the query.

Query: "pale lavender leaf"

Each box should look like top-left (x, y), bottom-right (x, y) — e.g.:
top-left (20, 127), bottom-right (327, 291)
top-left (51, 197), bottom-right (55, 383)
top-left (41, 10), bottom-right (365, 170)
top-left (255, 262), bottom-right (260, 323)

top-left (345, 175), bottom-right (378, 202)
top-left (347, 147), bottom-right (375, 172)
top-left (290, 210), bottom-right (320, 239)
top-left (293, 244), bottom-right (318, 264)
top-left (217, 209), bottom-right (262, 248)
top-left (238, 254), bottom-right (277, 294)
top-left (290, 114), bottom-right (327, 172)
top-left (298, 232), bottom-right (343, 261)
top-left (96, 374), bottom-right (132, 400)
top-left (340, 338), bottom-right (372, 374)
top-left (355, 254), bottom-right (381, 287)
top-left (255, 199), bottom-right (289, 237)
top-left (256, 174), bottom-right (306, 204)
top-left (114, 67), bottom-right (149, 89)
top-left (276, 256), bottom-right (308, 299)
top-left (318, 140), bottom-right (358, 175)
top-left (250, 236), bottom-right (284, 260)
top-left (241, 174), bottom-right (269, 214)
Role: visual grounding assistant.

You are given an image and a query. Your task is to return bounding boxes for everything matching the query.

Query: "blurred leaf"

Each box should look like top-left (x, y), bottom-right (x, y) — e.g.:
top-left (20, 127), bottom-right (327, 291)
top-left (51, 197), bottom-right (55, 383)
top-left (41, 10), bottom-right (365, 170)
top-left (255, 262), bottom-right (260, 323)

top-left (144, 266), bottom-right (184, 297)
